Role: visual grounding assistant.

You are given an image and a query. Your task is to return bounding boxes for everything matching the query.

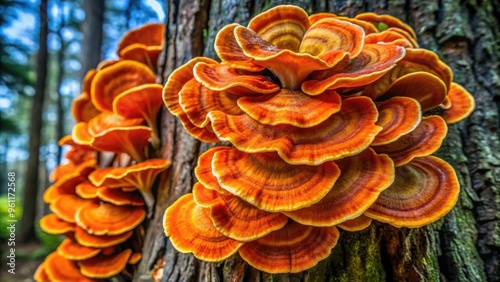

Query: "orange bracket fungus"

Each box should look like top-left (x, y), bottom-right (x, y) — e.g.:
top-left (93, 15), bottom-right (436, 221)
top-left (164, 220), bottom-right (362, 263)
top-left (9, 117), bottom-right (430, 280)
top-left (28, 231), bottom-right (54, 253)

top-left (37, 22), bottom-right (166, 281)
top-left (75, 202), bottom-right (146, 236)
top-left (88, 158), bottom-right (170, 208)
top-left (78, 249), bottom-right (133, 279)
top-left (161, 4), bottom-right (475, 274)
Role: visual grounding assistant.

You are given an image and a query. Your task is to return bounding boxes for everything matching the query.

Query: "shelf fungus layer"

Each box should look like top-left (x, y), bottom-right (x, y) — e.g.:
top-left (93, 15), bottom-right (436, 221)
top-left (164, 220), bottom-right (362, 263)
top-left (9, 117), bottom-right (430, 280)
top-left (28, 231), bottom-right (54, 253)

top-left (162, 4), bottom-right (475, 275)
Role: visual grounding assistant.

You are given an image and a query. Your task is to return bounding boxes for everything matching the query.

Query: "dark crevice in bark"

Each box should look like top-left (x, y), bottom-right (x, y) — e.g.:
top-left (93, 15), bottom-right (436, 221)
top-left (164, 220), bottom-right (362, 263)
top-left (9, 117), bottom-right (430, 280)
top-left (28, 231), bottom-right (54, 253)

top-left (379, 236), bottom-right (394, 282)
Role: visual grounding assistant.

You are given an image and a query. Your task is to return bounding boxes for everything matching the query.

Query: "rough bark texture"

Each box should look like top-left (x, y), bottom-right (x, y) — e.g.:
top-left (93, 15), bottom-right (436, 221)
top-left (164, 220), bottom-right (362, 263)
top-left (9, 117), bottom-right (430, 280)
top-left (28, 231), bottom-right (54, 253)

top-left (19, 0), bottom-right (49, 244)
top-left (136, 0), bottom-right (500, 281)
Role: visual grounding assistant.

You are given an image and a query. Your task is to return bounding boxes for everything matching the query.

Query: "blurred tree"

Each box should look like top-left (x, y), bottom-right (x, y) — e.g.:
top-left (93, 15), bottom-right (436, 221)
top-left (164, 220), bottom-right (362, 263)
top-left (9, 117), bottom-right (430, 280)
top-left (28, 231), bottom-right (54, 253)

top-left (0, 0), bottom-right (35, 94)
top-left (55, 0), bottom-right (67, 164)
top-left (20, 0), bottom-right (49, 244)
top-left (0, 111), bottom-right (20, 195)
top-left (135, 0), bottom-right (500, 281)
top-left (80, 0), bottom-right (104, 81)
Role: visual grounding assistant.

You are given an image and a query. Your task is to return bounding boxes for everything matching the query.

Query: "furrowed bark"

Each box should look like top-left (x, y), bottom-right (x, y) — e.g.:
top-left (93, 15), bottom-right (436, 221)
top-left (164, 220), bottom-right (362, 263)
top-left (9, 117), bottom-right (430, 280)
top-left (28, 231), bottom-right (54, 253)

top-left (135, 0), bottom-right (500, 281)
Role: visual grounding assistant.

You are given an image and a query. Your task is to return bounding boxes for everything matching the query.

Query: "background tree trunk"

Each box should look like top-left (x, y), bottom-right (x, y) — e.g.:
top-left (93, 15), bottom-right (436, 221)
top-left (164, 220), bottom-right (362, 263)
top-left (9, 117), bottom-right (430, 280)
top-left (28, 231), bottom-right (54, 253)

top-left (79, 0), bottom-right (104, 82)
top-left (19, 0), bottom-right (49, 244)
top-left (136, 0), bottom-right (500, 281)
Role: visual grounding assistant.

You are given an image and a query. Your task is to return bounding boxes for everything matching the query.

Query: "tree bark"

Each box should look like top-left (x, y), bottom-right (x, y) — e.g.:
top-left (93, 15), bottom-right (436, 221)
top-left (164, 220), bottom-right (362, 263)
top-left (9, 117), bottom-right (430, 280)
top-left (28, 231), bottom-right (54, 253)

top-left (19, 0), bottom-right (49, 244)
top-left (136, 0), bottom-right (500, 281)
top-left (79, 0), bottom-right (104, 82)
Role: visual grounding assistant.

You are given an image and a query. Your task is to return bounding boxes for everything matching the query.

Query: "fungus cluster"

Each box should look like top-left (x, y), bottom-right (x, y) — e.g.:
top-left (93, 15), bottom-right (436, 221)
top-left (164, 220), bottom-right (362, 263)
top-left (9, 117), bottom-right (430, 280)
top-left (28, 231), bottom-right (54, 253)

top-left (35, 23), bottom-right (169, 281)
top-left (162, 5), bottom-right (474, 274)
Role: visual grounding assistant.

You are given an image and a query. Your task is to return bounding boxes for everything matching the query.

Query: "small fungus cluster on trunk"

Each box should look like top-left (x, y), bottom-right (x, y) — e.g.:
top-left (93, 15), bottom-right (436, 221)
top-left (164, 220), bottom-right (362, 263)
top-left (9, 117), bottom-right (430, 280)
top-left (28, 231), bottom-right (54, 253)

top-left (34, 23), bottom-right (169, 281)
top-left (162, 5), bottom-right (475, 274)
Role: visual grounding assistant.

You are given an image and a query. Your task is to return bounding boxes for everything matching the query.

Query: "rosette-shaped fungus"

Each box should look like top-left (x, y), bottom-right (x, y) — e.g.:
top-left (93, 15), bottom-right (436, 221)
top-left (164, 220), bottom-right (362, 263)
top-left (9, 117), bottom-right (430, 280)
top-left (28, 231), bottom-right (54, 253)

top-left (163, 4), bottom-right (475, 274)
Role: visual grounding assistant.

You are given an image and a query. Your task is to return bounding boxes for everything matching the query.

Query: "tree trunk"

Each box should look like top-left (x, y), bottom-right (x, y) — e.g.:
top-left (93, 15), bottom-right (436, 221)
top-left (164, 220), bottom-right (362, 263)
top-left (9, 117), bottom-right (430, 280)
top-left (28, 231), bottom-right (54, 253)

top-left (55, 5), bottom-right (66, 165)
top-left (19, 0), bottom-right (49, 244)
top-left (136, 0), bottom-right (500, 281)
top-left (79, 0), bottom-right (104, 82)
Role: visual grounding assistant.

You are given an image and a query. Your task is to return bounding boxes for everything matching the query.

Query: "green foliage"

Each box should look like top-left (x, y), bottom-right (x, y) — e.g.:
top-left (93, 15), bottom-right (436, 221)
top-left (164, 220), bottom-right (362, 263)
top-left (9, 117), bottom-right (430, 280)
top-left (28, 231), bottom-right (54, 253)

top-left (0, 111), bottom-right (20, 136)
top-left (0, 196), bottom-right (20, 239)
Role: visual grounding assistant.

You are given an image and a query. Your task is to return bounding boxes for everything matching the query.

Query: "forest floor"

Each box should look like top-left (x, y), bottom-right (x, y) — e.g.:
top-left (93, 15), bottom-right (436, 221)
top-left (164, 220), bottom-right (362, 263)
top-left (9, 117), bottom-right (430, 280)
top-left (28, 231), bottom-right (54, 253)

top-left (0, 241), bottom-right (45, 281)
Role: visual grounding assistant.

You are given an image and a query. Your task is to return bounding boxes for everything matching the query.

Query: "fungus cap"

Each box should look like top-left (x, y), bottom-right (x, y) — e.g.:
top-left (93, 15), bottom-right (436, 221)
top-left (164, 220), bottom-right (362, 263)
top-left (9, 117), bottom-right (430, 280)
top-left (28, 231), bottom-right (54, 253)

top-left (91, 126), bottom-right (152, 163)
top-left (50, 194), bottom-right (93, 223)
top-left (238, 221), bottom-right (340, 273)
top-left (193, 182), bottom-right (288, 241)
top-left (91, 60), bottom-right (156, 112)
top-left (117, 23), bottom-right (164, 54)
top-left (44, 252), bottom-right (95, 282)
top-left (163, 194), bottom-right (243, 262)
top-left (163, 57), bottom-right (219, 142)
top-left (75, 202), bottom-right (145, 235)
top-left (78, 249), bottom-right (133, 279)
top-left (440, 82), bottom-right (475, 124)
top-left (209, 96), bottom-right (381, 165)
top-left (372, 97), bottom-right (422, 146)
top-left (97, 187), bottom-right (145, 206)
top-left (371, 116), bottom-right (448, 166)
top-left (57, 238), bottom-right (101, 260)
top-left (211, 147), bottom-right (341, 212)
top-left (237, 89), bottom-right (342, 127)
top-left (365, 156), bottom-right (460, 228)
top-left (337, 214), bottom-right (373, 231)
top-left (74, 226), bottom-right (133, 248)
top-left (39, 214), bottom-right (76, 235)
top-left (284, 148), bottom-right (394, 226)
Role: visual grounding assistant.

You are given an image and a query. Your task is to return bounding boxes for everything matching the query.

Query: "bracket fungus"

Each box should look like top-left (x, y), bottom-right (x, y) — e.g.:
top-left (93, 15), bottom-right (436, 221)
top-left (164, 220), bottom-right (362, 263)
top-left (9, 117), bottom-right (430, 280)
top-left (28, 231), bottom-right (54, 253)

top-left (75, 202), bottom-right (145, 236)
top-left (88, 158), bottom-right (170, 207)
top-left (162, 4), bottom-right (475, 274)
top-left (37, 21), bottom-right (166, 281)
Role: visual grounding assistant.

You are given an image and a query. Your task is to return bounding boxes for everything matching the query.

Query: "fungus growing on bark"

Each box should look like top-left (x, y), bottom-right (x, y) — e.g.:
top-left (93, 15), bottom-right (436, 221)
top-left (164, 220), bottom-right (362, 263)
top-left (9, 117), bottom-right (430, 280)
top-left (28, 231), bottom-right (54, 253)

top-left (75, 181), bottom-right (99, 199)
top-left (88, 158), bottom-right (170, 207)
top-left (238, 221), bottom-right (340, 273)
top-left (284, 148), bottom-right (393, 226)
top-left (117, 23), bottom-right (164, 55)
top-left (192, 182), bottom-right (288, 241)
top-left (34, 262), bottom-right (50, 282)
top-left (128, 253), bottom-right (142, 264)
top-left (72, 93), bottom-right (101, 123)
top-left (440, 82), bottom-right (475, 124)
top-left (209, 97), bottom-right (381, 165)
top-left (161, 4), bottom-right (475, 274)
top-left (91, 126), bottom-right (152, 163)
top-left (43, 252), bottom-right (95, 282)
top-left (91, 60), bottom-right (156, 112)
top-left (43, 159), bottom-right (97, 204)
top-left (365, 156), bottom-right (460, 228)
top-left (57, 238), bottom-right (101, 261)
top-left (163, 57), bottom-right (220, 142)
top-left (163, 194), bottom-right (244, 261)
top-left (96, 187), bottom-right (145, 206)
top-left (211, 147), bottom-right (340, 211)
top-left (113, 83), bottom-right (164, 147)
top-left (75, 202), bottom-right (145, 235)
top-left (78, 249), bottom-right (133, 279)
top-left (337, 214), bottom-right (373, 231)
top-left (372, 97), bottom-right (422, 146)
top-left (39, 214), bottom-right (75, 235)
top-left (50, 194), bottom-right (93, 223)
top-left (371, 116), bottom-right (448, 166)
top-left (74, 226), bottom-right (133, 248)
